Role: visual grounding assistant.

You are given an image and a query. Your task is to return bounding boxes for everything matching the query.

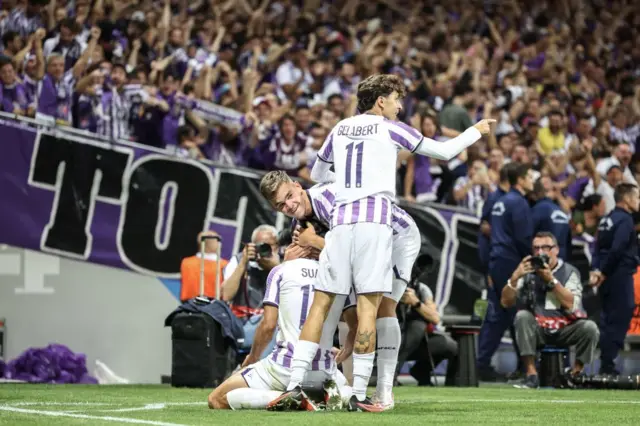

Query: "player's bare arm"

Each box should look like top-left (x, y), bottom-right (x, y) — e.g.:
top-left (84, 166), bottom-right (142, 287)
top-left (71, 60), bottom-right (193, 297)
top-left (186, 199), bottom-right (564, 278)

top-left (242, 305), bottom-right (278, 367)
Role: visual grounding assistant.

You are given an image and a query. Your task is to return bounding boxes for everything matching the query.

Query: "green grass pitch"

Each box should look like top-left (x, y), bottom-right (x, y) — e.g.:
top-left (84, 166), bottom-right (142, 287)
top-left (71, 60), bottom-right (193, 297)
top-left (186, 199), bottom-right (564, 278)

top-left (1, 384), bottom-right (640, 425)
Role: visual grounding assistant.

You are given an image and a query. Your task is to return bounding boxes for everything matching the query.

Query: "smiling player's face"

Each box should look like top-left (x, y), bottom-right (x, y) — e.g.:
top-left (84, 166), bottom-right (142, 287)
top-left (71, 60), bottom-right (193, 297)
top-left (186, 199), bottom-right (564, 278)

top-left (273, 181), bottom-right (307, 219)
top-left (380, 91), bottom-right (403, 121)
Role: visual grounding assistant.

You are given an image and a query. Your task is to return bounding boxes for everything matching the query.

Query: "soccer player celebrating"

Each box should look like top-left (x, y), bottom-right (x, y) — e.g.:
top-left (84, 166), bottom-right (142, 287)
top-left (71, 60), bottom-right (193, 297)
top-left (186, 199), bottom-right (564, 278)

top-left (269, 74), bottom-right (494, 412)
top-left (260, 171), bottom-right (420, 410)
top-left (208, 243), bottom-right (357, 411)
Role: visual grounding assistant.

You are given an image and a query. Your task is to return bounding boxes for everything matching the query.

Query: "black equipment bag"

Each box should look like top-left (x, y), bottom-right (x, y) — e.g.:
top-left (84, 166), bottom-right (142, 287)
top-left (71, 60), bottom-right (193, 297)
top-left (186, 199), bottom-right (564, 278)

top-left (170, 310), bottom-right (236, 388)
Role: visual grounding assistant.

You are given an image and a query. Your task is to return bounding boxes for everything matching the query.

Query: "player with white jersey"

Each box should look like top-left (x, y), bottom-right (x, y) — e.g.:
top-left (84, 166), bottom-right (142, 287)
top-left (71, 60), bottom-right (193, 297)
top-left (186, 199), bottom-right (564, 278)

top-left (260, 171), bottom-right (421, 409)
top-left (208, 246), bottom-right (357, 411)
top-left (269, 74), bottom-right (495, 412)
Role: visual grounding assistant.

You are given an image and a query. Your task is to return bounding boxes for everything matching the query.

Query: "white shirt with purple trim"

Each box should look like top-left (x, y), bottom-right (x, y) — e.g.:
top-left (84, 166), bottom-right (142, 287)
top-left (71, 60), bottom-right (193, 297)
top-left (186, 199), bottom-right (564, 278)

top-left (263, 259), bottom-right (355, 371)
top-left (316, 114), bottom-right (423, 228)
top-left (306, 182), bottom-right (416, 237)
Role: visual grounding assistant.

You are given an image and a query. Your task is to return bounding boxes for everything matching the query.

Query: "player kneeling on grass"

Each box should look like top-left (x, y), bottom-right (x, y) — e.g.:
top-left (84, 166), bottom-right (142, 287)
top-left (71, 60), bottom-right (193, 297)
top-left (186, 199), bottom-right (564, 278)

top-left (208, 243), bottom-right (357, 411)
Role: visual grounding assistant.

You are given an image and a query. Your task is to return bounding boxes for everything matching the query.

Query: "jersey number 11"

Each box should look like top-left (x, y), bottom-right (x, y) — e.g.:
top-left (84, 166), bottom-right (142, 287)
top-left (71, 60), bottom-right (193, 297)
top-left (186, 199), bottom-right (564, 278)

top-left (345, 141), bottom-right (364, 188)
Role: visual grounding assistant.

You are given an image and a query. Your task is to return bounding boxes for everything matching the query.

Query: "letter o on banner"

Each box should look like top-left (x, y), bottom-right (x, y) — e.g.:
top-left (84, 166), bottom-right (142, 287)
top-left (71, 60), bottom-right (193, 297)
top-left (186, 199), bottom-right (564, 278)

top-left (119, 157), bottom-right (212, 275)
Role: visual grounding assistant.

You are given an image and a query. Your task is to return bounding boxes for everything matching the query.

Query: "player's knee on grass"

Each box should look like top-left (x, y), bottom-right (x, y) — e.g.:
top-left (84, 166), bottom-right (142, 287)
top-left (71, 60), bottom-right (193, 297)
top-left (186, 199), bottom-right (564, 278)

top-left (207, 388), bottom-right (229, 410)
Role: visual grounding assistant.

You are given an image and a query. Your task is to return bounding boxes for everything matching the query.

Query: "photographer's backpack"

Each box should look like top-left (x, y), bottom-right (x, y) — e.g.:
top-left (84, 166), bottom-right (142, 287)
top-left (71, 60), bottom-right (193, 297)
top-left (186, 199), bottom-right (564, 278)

top-left (170, 235), bottom-right (235, 388)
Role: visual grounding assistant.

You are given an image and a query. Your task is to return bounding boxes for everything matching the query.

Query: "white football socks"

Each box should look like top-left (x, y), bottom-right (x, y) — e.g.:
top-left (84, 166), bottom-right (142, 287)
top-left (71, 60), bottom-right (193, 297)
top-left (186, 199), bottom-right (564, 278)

top-left (226, 389), bottom-right (282, 410)
top-left (286, 340), bottom-right (319, 391)
top-left (352, 351), bottom-right (375, 401)
top-left (375, 317), bottom-right (401, 398)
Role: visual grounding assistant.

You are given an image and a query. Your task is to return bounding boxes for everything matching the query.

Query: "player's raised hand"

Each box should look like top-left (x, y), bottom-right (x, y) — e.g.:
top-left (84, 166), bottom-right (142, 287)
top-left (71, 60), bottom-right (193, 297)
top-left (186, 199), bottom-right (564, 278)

top-left (472, 119), bottom-right (496, 135)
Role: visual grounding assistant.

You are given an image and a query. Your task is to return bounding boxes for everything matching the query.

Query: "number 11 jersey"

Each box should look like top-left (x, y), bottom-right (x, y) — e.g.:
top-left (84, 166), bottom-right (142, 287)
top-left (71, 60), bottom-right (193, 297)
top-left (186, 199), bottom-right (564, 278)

top-left (316, 113), bottom-right (423, 228)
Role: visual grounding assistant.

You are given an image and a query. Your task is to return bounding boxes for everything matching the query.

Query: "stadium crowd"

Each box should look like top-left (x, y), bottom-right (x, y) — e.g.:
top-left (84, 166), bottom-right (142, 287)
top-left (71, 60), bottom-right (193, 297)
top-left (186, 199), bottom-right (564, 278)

top-left (2, 0), bottom-right (639, 224)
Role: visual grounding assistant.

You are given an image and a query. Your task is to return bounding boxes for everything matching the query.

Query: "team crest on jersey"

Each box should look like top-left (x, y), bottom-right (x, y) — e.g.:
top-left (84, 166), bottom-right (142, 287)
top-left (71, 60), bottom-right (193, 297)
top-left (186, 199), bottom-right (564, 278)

top-left (551, 210), bottom-right (569, 224)
top-left (598, 217), bottom-right (613, 231)
top-left (491, 201), bottom-right (506, 216)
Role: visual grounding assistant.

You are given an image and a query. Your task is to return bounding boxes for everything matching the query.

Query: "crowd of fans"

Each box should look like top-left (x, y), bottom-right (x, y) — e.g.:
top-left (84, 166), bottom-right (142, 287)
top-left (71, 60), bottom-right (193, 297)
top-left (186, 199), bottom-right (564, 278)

top-left (1, 0), bottom-right (640, 226)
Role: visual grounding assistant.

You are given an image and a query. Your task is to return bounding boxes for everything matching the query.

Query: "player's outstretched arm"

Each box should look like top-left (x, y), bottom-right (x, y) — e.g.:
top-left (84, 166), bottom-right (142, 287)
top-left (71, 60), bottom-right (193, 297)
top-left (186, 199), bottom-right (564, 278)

top-left (413, 119), bottom-right (495, 161)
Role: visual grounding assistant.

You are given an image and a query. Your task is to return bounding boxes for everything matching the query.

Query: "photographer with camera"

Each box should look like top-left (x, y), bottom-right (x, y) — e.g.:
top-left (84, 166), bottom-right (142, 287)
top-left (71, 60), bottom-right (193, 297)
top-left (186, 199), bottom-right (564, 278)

top-left (395, 254), bottom-right (458, 386)
top-left (501, 232), bottom-right (599, 389)
top-left (221, 225), bottom-right (281, 357)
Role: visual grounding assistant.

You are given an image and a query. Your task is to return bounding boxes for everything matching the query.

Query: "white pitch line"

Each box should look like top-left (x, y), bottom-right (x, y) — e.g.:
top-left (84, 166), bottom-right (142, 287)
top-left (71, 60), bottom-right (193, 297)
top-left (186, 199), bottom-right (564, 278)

top-left (399, 398), bottom-right (640, 405)
top-left (11, 402), bottom-right (120, 406)
top-left (0, 405), bottom-right (190, 426)
top-left (10, 402), bottom-right (205, 407)
top-left (97, 404), bottom-right (167, 413)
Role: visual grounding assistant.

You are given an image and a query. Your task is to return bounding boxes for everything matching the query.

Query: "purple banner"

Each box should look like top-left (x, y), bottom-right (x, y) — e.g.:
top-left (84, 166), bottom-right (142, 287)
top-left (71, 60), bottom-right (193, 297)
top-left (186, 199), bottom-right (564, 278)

top-left (0, 119), bottom-right (254, 278)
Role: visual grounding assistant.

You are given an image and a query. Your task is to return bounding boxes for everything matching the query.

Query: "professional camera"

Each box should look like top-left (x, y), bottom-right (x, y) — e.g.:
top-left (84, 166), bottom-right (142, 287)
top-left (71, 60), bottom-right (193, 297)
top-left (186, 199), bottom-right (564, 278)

top-left (530, 253), bottom-right (550, 270)
top-left (254, 242), bottom-right (272, 259)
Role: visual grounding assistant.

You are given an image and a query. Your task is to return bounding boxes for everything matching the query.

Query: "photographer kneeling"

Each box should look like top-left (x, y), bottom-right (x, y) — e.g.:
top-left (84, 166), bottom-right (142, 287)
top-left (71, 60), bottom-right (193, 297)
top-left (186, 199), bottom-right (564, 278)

top-left (502, 232), bottom-right (599, 389)
top-left (395, 256), bottom-right (458, 386)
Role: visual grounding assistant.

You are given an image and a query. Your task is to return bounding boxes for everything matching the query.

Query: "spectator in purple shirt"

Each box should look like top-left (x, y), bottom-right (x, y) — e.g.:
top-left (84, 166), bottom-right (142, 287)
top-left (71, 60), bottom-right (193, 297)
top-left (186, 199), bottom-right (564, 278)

top-left (157, 70), bottom-right (183, 147)
top-left (404, 114), bottom-right (445, 203)
top-left (130, 85), bottom-right (169, 148)
top-left (73, 63), bottom-right (109, 135)
top-left (256, 114), bottom-right (308, 177)
top-left (36, 26), bottom-right (99, 124)
top-left (0, 55), bottom-right (28, 114)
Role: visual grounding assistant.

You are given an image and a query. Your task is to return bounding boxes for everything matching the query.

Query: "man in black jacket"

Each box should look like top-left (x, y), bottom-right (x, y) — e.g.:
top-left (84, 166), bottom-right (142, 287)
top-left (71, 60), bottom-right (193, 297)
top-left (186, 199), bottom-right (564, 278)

top-left (591, 183), bottom-right (640, 375)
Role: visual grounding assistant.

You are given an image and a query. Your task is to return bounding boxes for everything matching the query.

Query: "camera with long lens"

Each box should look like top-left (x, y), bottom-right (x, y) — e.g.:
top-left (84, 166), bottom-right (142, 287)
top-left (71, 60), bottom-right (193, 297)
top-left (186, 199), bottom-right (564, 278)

top-left (570, 374), bottom-right (640, 390)
top-left (521, 253), bottom-right (550, 311)
top-left (530, 253), bottom-right (550, 270)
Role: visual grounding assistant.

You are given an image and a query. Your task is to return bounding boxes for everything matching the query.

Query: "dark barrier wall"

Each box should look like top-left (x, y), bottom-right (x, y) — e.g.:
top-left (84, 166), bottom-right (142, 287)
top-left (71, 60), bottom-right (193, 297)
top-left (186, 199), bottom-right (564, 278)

top-left (0, 117), bottom-right (599, 318)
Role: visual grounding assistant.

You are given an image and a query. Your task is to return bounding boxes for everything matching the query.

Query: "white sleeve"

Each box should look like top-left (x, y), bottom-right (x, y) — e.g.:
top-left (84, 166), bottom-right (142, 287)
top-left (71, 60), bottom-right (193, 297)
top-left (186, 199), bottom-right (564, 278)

top-left (43, 38), bottom-right (56, 59)
top-left (310, 158), bottom-right (334, 183)
top-left (564, 271), bottom-right (583, 313)
top-left (582, 179), bottom-right (595, 197)
top-left (263, 265), bottom-right (283, 307)
top-left (413, 127), bottom-right (483, 161)
top-left (387, 120), bottom-right (424, 152)
top-left (316, 131), bottom-right (334, 163)
top-left (223, 255), bottom-right (239, 279)
top-left (311, 131), bottom-right (335, 183)
top-left (275, 63), bottom-right (294, 86)
top-left (595, 157), bottom-right (615, 177)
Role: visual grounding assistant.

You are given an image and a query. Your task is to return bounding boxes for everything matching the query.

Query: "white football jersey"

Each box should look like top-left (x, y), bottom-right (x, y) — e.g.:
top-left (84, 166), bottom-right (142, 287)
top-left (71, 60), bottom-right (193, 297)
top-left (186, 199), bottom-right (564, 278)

top-left (263, 259), bottom-right (355, 371)
top-left (317, 114), bottom-right (423, 204)
top-left (316, 114), bottom-right (423, 227)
